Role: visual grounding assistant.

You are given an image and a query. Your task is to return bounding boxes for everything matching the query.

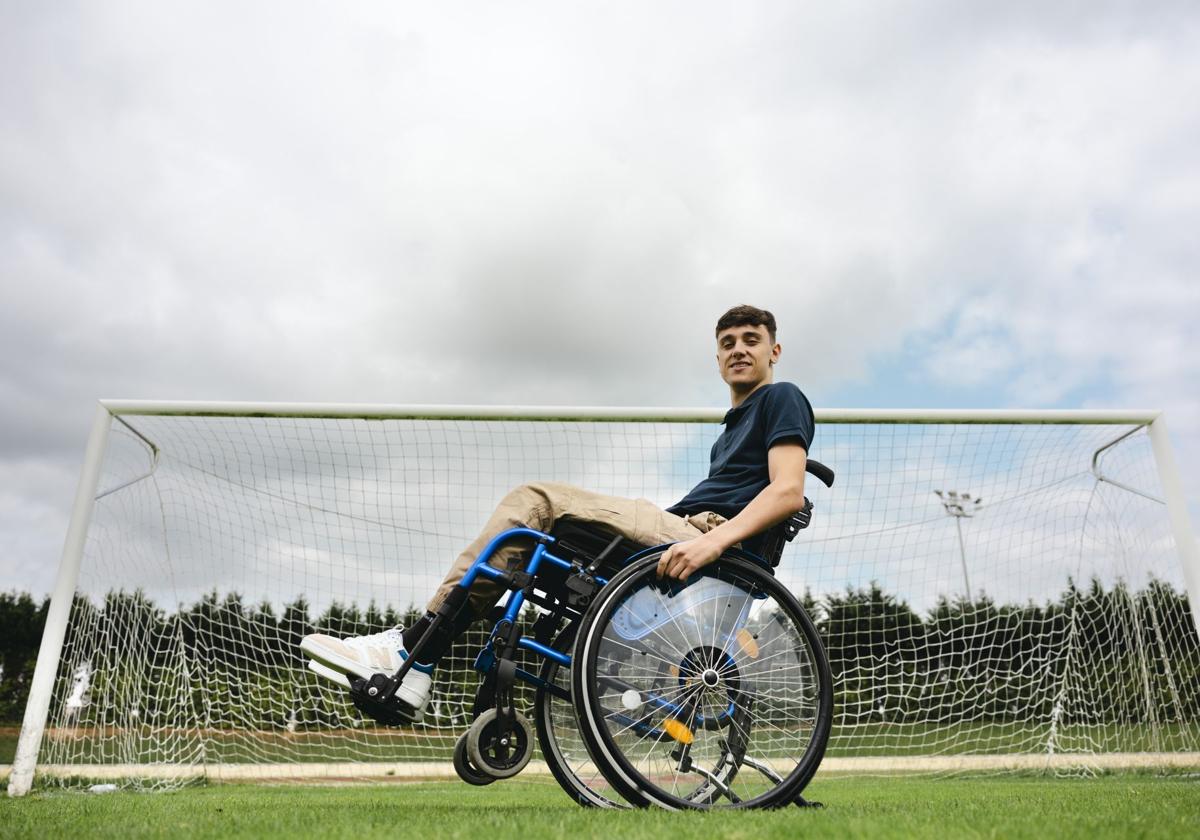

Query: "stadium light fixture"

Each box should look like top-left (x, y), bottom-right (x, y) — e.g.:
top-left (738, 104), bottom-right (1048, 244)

top-left (934, 489), bottom-right (983, 599)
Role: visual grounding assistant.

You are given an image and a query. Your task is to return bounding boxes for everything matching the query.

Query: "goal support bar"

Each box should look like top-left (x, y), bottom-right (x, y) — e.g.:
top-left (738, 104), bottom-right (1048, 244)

top-left (8, 404), bottom-right (113, 797)
top-left (1147, 415), bottom-right (1200, 640)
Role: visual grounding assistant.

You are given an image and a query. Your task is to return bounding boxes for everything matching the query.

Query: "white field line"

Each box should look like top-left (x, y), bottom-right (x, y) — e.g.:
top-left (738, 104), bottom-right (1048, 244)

top-left (5, 753), bottom-right (1199, 782)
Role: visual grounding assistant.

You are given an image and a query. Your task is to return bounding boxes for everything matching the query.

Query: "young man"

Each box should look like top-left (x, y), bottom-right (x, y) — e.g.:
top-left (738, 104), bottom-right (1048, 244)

top-left (301, 304), bottom-right (815, 717)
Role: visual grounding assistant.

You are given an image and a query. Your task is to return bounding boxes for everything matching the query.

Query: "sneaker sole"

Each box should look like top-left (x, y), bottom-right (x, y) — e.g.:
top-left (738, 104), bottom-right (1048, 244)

top-left (307, 659), bottom-right (352, 689)
top-left (299, 637), bottom-right (385, 682)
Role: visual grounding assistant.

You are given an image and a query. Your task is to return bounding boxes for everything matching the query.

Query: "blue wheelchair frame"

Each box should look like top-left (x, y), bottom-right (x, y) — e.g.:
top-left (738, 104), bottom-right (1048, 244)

top-left (463, 527), bottom-right (756, 736)
top-left (465, 526), bottom-right (605, 687)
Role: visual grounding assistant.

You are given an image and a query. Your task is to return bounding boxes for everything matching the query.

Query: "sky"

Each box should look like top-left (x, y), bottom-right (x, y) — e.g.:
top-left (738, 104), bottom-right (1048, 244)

top-left (2, 1), bottom-right (1198, 601)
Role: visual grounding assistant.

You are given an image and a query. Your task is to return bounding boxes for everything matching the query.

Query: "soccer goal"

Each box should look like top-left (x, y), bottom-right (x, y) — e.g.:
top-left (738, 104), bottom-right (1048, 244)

top-left (7, 401), bottom-right (1200, 795)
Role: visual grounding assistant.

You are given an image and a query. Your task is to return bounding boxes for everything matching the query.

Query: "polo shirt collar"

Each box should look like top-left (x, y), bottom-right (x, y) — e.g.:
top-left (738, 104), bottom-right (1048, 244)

top-left (722, 384), bottom-right (770, 425)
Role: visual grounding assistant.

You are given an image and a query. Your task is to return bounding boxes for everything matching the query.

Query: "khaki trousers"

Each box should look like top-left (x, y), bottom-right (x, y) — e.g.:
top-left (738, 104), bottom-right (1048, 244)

top-left (427, 481), bottom-right (727, 616)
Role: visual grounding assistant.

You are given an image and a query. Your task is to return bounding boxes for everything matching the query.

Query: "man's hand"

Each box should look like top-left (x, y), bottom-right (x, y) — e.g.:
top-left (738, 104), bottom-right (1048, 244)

top-left (656, 534), bottom-right (724, 581)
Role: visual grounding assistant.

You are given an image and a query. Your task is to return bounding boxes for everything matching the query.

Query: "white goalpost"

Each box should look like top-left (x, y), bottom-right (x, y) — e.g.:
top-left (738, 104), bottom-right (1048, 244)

top-left (7, 401), bottom-right (1200, 796)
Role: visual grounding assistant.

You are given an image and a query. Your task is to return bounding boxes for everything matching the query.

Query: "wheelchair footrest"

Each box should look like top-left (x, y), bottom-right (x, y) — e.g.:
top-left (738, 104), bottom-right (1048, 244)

top-left (349, 673), bottom-right (421, 726)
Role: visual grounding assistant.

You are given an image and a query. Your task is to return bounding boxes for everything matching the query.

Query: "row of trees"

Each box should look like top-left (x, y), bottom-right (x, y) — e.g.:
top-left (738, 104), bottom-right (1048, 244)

top-left (813, 578), bottom-right (1199, 725)
top-left (2, 579), bottom-right (1197, 732)
top-left (0, 591), bottom-right (49, 722)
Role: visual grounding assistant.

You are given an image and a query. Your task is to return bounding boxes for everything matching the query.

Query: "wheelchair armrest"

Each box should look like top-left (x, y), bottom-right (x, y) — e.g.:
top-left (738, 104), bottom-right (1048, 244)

top-left (758, 498), bottom-right (814, 567)
top-left (784, 498), bottom-right (814, 540)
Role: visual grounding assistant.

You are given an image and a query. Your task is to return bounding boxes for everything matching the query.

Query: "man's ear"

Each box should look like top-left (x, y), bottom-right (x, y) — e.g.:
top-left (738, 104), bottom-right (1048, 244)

top-left (770, 342), bottom-right (782, 365)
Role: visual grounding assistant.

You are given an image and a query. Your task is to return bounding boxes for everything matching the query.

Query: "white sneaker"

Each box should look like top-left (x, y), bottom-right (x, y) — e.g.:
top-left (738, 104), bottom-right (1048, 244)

top-left (301, 627), bottom-right (433, 713)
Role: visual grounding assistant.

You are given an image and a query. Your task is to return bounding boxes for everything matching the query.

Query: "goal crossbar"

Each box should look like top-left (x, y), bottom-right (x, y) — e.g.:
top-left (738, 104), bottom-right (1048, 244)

top-left (99, 399), bottom-right (1164, 425)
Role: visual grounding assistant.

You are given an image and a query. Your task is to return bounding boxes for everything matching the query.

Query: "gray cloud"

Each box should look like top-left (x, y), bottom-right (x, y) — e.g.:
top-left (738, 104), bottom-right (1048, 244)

top-left (2, 1), bottom-right (1198, 596)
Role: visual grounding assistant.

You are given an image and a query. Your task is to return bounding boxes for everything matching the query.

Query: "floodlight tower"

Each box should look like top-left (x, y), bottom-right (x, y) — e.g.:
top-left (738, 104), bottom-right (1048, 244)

top-left (934, 489), bottom-right (983, 599)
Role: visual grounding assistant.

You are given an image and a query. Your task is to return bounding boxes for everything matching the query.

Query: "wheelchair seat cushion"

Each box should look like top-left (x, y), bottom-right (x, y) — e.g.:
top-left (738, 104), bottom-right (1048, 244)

top-left (548, 517), bottom-right (649, 577)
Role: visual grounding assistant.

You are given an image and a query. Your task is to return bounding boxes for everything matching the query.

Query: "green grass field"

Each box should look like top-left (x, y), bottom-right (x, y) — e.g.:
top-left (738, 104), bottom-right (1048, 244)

top-left (2, 775), bottom-right (1198, 839)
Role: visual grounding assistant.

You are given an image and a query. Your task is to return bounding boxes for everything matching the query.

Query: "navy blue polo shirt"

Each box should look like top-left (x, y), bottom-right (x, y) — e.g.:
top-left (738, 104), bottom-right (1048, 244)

top-left (668, 382), bottom-right (815, 552)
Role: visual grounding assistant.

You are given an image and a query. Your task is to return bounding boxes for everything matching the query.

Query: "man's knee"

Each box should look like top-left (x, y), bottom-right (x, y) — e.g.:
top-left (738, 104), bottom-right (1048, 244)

top-left (499, 481), bottom-right (579, 519)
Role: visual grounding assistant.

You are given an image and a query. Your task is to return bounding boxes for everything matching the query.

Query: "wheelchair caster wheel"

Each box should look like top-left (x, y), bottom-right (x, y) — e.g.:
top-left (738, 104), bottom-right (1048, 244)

top-left (453, 731), bottom-right (496, 786)
top-left (466, 707), bottom-right (534, 779)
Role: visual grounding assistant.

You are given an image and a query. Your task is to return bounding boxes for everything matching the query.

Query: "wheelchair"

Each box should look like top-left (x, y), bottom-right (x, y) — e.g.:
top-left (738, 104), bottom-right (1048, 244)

top-left (349, 460), bottom-right (836, 810)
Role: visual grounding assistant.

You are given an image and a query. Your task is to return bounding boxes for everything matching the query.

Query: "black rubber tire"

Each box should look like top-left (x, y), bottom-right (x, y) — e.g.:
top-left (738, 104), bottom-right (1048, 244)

top-left (570, 553), bottom-right (832, 810)
top-left (466, 707), bottom-right (534, 779)
top-left (534, 621), bottom-right (626, 808)
top-left (453, 731), bottom-right (496, 786)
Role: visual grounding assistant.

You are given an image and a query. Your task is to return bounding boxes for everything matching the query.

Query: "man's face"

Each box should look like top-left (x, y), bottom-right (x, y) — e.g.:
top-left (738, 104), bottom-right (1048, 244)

top-left (716, 323), bottom-right (780, 391)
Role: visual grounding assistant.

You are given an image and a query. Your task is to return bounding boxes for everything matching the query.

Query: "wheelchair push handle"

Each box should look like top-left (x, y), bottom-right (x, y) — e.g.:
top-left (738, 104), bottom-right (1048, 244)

top-left (805, 458), bottom-right (835, 488)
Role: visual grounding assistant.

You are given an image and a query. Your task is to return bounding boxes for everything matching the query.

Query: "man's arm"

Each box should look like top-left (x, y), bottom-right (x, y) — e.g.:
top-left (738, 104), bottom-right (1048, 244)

top-left (657, 442), bottom-right (807, 580)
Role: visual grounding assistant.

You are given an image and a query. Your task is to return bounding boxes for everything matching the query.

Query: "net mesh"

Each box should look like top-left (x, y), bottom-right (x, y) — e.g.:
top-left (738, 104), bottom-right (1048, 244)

top-left (34, 412), bottom-right (1200, 787)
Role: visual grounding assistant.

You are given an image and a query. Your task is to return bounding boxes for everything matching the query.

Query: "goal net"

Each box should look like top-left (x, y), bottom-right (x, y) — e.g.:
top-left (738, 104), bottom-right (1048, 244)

top-left (9, 403), bottom-right (1200, 792)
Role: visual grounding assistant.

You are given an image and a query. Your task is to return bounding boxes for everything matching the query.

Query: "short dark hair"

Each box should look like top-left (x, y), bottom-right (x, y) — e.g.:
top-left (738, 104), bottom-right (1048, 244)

top-left (715, 305), bottom-right (777, 343)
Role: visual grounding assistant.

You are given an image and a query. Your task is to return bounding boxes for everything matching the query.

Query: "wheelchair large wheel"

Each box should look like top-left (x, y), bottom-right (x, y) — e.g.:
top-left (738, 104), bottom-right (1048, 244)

top-left (534, 622), bottom-right (626, 808)
top-left (571, 553), bottom-right (832, 810)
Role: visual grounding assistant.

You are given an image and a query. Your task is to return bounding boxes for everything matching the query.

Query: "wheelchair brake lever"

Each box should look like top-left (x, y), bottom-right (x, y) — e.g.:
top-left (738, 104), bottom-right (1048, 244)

top-left (586, 533), bottom-right (626, 574)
